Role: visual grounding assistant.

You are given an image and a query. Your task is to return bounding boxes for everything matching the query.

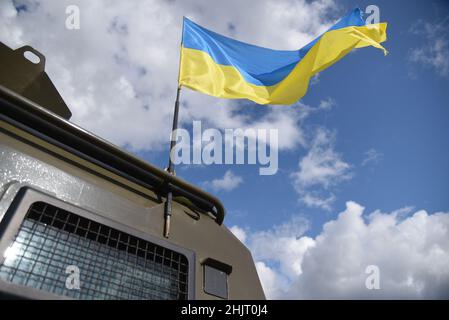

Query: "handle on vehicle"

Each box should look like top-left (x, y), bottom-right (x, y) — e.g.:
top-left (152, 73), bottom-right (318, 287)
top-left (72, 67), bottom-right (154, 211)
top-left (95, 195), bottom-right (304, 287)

top-left (15, 45), bottom-right (46, 72)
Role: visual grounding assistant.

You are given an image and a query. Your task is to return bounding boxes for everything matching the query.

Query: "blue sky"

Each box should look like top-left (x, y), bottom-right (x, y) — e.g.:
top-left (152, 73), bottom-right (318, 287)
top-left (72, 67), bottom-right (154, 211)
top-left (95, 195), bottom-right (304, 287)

top-left (2, 0), bottom-right (448, 298)
top-left (143, 0), bottom-right (449, 237)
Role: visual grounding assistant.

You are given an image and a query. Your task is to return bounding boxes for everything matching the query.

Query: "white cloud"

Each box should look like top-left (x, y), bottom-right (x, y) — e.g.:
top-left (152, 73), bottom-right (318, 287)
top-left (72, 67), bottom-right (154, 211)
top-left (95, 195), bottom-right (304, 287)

top-left (250, 216), bottom-right (314, 280)
top-left (203, 170), bottom-right (243, 192)
top-left (293, 129), bottom-right (351, 188)
top-left (317, 98), bottom-right (336, 111)
top-left (0, 0), bottom-right (337, 153)
top-left (291, 128), bottom-right (351, 210)
top-left (361, 148), bottom-right (383, 166)
top-left (230, 214), bottom-right (314, 299)
top-left (235, 201), bottom-right (449, 299)
top-left (229, 225), bottom-right (247, 243)
top-left (310, 73), bottom-right (320, 85)
top-left (408, 16), bottom-right (449, 77)
top-left (255, 261), bottom-right (290, 299)
top-left (300, 192), bottom-right (336, 210)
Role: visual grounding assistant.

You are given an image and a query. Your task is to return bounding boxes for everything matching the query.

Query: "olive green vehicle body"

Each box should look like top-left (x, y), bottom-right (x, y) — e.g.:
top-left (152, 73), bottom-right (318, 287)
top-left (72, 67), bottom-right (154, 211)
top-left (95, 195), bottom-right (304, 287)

top-left (0, 43), bottom-right (265, 300)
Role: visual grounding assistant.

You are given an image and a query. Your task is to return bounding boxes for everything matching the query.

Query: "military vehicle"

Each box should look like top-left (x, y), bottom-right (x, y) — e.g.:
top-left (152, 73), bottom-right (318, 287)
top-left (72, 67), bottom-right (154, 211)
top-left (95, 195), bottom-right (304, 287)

top-left (0, 42), bottom-right (265, 300)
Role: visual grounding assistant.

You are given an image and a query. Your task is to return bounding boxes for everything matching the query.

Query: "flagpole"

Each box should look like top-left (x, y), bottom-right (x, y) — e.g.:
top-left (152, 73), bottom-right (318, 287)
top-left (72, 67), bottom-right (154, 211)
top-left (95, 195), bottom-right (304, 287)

top-left (164, 85), bottom-right (181, 238)
top-left (164, 18), bottom-right (185, 238)
top-left (168, 86), bottom-right (181, 174)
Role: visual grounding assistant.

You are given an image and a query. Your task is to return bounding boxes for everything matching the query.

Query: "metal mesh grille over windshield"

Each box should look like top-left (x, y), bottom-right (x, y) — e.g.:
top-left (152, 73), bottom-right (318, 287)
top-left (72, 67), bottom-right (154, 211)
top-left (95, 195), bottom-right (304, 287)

top-left (0, 202), bottom-right (188, 299)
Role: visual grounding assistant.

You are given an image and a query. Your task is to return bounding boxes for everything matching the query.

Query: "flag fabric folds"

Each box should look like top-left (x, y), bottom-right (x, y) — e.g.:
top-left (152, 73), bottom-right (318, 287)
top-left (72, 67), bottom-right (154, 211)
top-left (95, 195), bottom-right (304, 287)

top-left (178, 8), bottom-right (388, 105)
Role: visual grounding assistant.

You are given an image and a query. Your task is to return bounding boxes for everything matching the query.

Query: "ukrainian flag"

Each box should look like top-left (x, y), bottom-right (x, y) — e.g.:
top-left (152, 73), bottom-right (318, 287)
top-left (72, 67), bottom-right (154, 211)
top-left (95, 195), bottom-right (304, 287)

top-left (179, 8), bottom-right (387, 105)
